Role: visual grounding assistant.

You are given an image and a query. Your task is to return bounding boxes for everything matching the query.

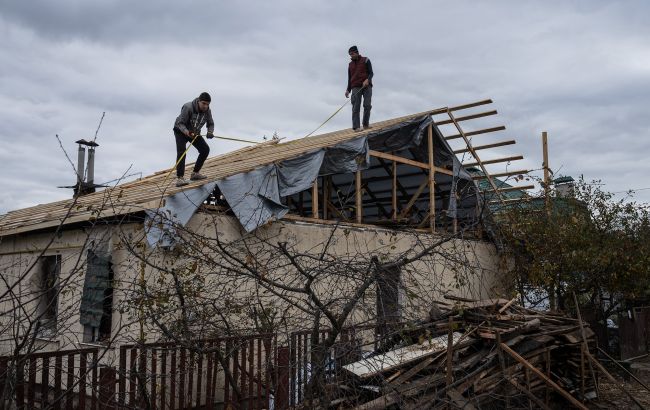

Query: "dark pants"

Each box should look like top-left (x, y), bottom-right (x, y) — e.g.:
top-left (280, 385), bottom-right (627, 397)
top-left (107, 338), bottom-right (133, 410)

top-left (351, 86), bottom-right (372, 129)
top-left (174, 131), bottom-right (210, 177)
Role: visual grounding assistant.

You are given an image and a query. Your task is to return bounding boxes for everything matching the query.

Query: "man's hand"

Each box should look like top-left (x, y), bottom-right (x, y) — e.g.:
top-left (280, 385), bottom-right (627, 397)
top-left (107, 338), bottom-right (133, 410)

top-left (206, 132), bottom-right (215, 139)
top-left (345, 90), bottom-right (350, 98)
top-left (186, 131), bottom-right (195, 138)
top-left (362, 79), bottom-right (369, 88)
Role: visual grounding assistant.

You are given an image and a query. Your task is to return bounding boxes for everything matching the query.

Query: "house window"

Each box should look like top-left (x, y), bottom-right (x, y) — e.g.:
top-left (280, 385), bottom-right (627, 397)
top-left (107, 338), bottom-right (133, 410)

top-left (80, 250), bottom-right (113, 343)
top-left (34, 255), bottom-right (60, 337)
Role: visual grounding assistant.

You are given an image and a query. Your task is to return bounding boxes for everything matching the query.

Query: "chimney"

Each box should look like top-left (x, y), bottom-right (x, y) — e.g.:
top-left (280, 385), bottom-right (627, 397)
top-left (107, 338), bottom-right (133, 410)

top-left (554, 176), bottom-right (575, 198)
top-left (73, 139), bottom-right (100, 197)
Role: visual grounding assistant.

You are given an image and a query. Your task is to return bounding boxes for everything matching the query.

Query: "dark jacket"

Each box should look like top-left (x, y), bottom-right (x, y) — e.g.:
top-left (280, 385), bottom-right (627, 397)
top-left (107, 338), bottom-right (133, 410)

top-left (173, 98), bottom-right (215, 135)
top-left (347, 56), bottom-right (374, 92)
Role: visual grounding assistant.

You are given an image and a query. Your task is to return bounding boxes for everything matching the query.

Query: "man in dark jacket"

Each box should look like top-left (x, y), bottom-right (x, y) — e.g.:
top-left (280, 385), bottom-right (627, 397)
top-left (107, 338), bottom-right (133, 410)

top-left (173, 92), bottom-right (214, 187)
top-left (345, 45), bottom-right (374, 131)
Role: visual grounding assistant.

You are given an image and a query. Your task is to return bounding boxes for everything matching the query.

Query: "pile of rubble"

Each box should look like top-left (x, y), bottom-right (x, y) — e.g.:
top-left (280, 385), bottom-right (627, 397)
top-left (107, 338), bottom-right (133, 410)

top-left (328, 297), bottom-right (599, 409)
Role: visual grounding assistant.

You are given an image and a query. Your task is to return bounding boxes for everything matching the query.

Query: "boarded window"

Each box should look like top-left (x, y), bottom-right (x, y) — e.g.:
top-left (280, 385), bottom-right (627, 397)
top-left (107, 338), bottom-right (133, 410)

top-left (80, 250), bottom-right (113, 342)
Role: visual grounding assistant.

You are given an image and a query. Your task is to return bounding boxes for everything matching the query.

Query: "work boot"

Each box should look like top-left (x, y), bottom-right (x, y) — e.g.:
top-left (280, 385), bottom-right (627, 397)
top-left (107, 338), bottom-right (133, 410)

top-left (353, 127), bottom-right (361, 132)
top-left (363, 124), bottom-right (373, 130)
top-left (190, 172), bottom-right (207, 181)
top-left (176, 177), bottom-right (189, 187)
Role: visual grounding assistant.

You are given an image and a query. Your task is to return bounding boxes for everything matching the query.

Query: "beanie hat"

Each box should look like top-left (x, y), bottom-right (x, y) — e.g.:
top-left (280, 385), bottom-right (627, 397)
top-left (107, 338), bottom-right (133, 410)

top-left (199, 92), bottom-right (211, 102)
top-left (348, 45), bottom-right (358, 53)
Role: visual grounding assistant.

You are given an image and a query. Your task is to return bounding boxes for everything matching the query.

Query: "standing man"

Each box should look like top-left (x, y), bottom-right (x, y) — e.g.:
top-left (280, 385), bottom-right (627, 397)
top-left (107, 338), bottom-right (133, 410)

top-left (345, 45), bottom-right (374, 131)
top-left (173, 92), bottom-right (214, 187)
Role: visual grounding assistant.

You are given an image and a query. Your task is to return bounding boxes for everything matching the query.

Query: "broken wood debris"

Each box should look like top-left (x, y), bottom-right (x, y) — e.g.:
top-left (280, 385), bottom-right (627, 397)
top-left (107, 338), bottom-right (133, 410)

top-left (315, 298), bottom-right (603, 409)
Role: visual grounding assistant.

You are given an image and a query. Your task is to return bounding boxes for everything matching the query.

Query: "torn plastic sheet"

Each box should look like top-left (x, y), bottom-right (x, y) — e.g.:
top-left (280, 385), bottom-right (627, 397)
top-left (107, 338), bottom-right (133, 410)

top-left (216, 164), bottom-right (288, 233)
top-left (145, 182), bottom-right (217, 248)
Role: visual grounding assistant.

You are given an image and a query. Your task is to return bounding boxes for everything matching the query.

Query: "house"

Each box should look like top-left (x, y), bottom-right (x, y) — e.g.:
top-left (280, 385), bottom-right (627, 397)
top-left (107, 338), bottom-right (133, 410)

top-left (0, 99), bottom-right (528, 358)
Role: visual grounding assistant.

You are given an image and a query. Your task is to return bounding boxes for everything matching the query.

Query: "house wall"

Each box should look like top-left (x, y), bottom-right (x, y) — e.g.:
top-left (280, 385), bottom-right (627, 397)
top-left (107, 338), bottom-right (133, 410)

top-left (0, 211), bottom-right (505, 357)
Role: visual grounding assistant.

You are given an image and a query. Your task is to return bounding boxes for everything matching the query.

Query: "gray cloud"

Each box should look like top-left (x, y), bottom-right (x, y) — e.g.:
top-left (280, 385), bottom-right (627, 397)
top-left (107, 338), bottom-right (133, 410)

top-left (1, 0), bottom-right (650, 214)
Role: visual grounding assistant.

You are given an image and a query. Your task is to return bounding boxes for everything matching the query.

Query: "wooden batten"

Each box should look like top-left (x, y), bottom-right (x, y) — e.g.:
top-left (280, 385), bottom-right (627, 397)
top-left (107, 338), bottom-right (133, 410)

top-left (463, 155), bottom-right (524, 167)
top-left (355, 170), bottom-right (362, 224)
top-left (445, 125), bottom-right (506, 141)
top-left (454, 140), bottom-right (516, 154)
top-left (427, 124), bottom-right (436, 232)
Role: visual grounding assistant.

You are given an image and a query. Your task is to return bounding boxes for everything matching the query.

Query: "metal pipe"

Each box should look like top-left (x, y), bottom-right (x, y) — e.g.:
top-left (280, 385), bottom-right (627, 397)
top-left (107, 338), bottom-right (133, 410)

top-left (77, 145), bottom-right (86, 184)
top-left (87, 147), bottom-right (95, 185)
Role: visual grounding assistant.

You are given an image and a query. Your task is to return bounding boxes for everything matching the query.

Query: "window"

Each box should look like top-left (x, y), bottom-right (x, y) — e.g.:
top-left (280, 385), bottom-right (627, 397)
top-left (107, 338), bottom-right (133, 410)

top-left (80, 250), bottom-right (114, 343)
top-left (33, 255), bottom-right (60, 337)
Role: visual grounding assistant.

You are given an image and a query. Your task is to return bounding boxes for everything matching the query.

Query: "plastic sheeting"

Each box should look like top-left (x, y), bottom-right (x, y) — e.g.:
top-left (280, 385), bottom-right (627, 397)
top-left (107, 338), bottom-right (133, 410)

top-left (145, 182), bottom-right (217, 248)
top-left (144, 114), bottom-right (479, 247)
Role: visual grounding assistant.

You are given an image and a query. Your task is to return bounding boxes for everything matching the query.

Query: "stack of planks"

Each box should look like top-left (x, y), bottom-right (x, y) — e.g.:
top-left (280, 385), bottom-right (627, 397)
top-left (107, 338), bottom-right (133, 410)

top-left (316, 297), bottom-right (598, 409)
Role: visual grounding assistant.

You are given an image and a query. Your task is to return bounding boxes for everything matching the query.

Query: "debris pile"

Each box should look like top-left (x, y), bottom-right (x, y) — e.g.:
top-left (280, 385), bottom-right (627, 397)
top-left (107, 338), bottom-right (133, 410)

top-left (326, 297), bottom-right (598, 409)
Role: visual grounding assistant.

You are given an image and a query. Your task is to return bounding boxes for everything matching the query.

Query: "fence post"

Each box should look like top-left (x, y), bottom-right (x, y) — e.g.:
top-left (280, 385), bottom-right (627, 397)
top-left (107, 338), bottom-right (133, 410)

top-left (275, 346), bottom-right (290, 409)
top-left (99, 366), bottom-right (117, 410)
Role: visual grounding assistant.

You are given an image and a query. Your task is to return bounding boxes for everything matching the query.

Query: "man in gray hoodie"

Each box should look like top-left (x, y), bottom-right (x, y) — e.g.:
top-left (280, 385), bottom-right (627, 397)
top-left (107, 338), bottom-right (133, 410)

top-left (173, 92), bottom-right (214, 187)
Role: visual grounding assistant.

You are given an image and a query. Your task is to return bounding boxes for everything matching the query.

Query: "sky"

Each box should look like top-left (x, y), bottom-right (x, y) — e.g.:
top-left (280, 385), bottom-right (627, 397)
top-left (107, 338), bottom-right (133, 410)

top-left (1, 0), bottom-right (649, 214)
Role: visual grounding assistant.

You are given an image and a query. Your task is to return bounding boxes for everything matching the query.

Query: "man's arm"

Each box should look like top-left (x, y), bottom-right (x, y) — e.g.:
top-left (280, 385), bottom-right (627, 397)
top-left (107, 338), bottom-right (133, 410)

top-left (346, 65), bottom-right (352, 93)
top-left (206, 109), bottom-right (215, 134)
top-left (174, 103), bottom-right (191, 135)
top-left (365, 58), bottom-right (374, 83)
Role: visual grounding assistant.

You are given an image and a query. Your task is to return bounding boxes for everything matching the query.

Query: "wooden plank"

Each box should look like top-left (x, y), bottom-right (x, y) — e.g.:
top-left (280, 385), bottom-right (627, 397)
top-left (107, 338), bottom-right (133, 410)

top-left (355, 170), bottom-right (362, 223)
top-left (398, 178), bottom-right (428, 219)
top-left (473, 169), bottom-right (529, 180)
top-left (392, 160), bottom-right (397, 220)
top-left (311, 180), bottom-right (318, 218)
top-left (435, 110), bottom-right (498, 126)
top-left (427, 124), bottom-right (436, 232)
top-left (500, 343), bottom-right (588, 410)
top-left (369, 150), bottom-right (454, 176)
top-left (454, 140), bottom-right (516, 154)
top-left (445, 125), bottom-right (506, 140)
top-left (485, 185), bottom-right (535, 193)
top-left (463, 155), bottom-right (524, 167)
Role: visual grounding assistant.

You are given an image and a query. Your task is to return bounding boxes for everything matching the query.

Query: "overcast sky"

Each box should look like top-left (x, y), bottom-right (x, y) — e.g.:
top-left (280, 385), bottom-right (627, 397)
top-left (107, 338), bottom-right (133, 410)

top-left (1, 1), bottom-right (649, 214)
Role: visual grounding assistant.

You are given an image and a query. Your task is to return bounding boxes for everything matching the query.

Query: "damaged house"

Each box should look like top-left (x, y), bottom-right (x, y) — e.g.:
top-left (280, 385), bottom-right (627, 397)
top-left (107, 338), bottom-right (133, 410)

top-left (0, 99), bottom-right (544, 408)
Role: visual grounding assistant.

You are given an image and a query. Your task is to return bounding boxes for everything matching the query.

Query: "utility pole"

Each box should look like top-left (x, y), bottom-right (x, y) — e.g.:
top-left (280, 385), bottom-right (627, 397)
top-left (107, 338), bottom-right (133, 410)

top-left (542, 131), bottom-right (555, 310)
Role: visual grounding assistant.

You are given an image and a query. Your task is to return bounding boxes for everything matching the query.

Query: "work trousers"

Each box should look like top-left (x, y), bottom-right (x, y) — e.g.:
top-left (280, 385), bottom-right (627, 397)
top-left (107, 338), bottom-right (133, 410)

top-left (351, 86), bottom-right (372, 129)
top-left (174, 131), bottom-right (210, 177)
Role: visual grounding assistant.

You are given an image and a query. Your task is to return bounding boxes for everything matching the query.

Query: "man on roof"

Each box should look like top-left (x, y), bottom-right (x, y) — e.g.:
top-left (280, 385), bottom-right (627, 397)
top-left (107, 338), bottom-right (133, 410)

top-left (345, 45), bottom-right (374, 131)
top-left (173, 92), bottom-right (214, 187)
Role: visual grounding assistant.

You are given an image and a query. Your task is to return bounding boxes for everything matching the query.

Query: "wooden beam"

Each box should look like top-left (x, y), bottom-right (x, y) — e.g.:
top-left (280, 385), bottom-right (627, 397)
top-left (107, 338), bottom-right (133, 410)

top-left (369, 150), bottom-right (454, 175)
top-left (454, 140), bottom-right (516, 154)
top-left (473, 170), bottom-right (529, 180)
top-left (323, 176), bottom-right (329, 220)
top-left (435, 110), bottom-right (497, 126)
top-left (543, 131), bottom-right (550, 211)
top-left (427, 124), bottom-right (435, 232)
top-left (392, 160), bottom-right (398, 220)
top-left (445, 125), bottom-right (506, 141)
top-left (311, 180), bottom-right (319, 218)
top-left (355, 170), bottom-right (362, 224)
top-left (448, 98), bottom-right (493, 112)
top-left (463, 155), bottom-right (524, 167)
top-left (485, 185), bottom-right (535, 193)
top-left (399, 178), bottom-right (429, 218)
top-left (446, 109), bottom-right (505, 206)
top-left (585, 351), bottom-right (646, 410)
top-left (500, 343), bottom-right (588, 410)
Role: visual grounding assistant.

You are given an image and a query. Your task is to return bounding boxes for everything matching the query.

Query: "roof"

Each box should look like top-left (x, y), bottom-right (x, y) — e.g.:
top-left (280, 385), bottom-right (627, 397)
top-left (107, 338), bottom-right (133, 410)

top-left (0, 106), bottom-right (453, 237)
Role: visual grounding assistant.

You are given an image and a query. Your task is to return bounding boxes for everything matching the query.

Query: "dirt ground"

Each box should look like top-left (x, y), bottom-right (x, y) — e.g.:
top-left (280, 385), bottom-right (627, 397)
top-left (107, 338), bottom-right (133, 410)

top-left (589, 357), bottom-right (650, 409)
